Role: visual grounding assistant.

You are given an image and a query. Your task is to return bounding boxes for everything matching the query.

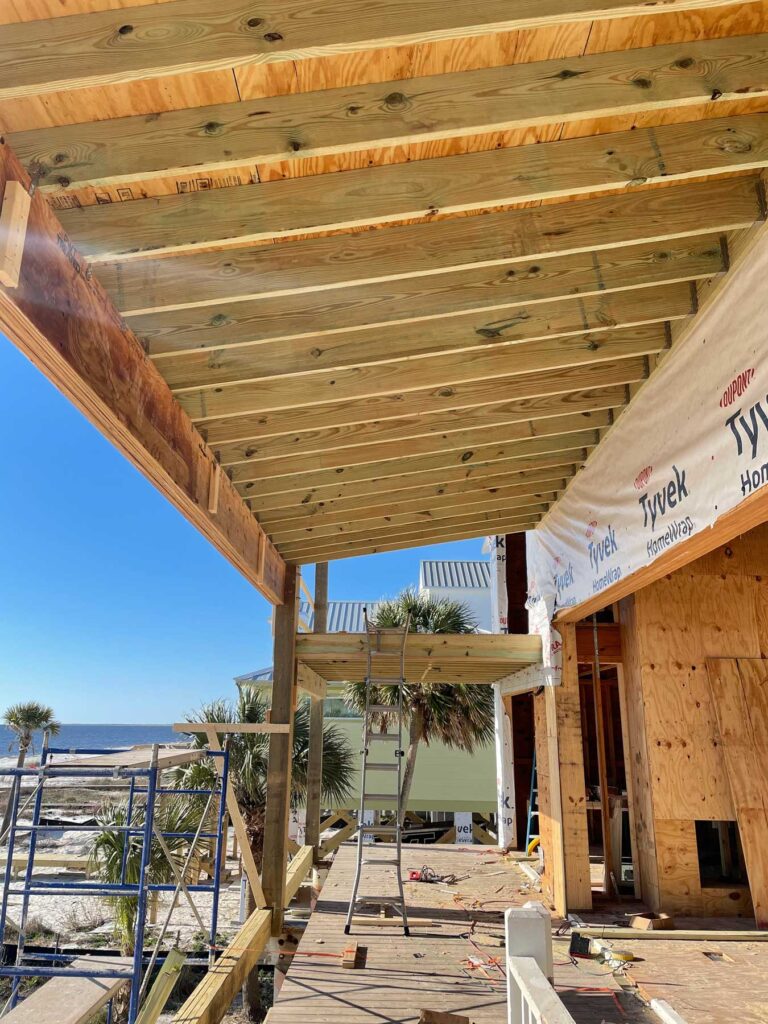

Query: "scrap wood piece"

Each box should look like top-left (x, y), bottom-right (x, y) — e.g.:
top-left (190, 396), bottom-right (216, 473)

top-left (2, 956), bottom-right (132, 1024)
top-left (284, 845), bottom-right (314, 906)
top-left (341, 942), bottom-right (367, 969)
top-left (172, 909), bottom-right (271, 1024)
top-left (0, 180), bottom-right (31, 288)
top-left (135, 948), bottom-right (187, 1024)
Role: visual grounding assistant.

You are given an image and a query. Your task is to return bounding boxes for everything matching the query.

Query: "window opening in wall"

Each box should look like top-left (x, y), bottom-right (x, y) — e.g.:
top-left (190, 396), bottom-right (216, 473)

top-left (695, 820), bottom-right (746, 886)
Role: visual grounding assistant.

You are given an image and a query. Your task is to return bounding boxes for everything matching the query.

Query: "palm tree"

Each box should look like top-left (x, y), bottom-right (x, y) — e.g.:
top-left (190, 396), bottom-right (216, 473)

top-left (176, 685), bottom-right (355, 1021)
top-left (88, 796), bottom-right (206, 1021)
top-left (344, 588), bottom-right (495, 823)
top-left (1, 702), bottom-right (60, 840)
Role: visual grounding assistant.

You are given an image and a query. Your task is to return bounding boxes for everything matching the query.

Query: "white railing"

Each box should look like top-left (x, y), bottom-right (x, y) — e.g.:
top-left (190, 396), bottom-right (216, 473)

top-left (505, 905), bottom-right (577, 1024)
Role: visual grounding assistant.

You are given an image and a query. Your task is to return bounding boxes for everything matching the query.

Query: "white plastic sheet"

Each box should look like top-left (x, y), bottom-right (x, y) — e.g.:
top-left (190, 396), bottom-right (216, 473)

top-left (527, 228), bottom-right (768, 620)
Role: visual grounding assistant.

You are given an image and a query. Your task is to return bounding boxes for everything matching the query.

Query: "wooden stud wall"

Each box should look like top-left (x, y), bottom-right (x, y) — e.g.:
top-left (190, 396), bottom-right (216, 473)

top-left (617, 523), bottom-right (768, 918)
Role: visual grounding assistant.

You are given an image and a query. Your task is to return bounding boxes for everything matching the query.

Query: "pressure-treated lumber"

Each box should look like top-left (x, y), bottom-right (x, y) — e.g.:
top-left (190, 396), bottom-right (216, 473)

top-left (305, 561), bottom-right (328, 858)
top-left (283, 845), bottom-right (314, 906)
top-left (182, 326), bottom-right (668, 423)
top-left (241, 448), bottom-right (593, 512)
top-left (263, 479), bottom-right (568, 537)
top-left (261, 565), bottom-right (300, 934)
top-left (135, 948), bottom-right (186, 1024)
top-left (280, 512), bottom-right (544, 565)
top-left (576, 926), bottom-right (768, 939)
top-left (296, 660), bottom-right (328, 700)
top-left (159, 282), bottom-right (693, 382)
top-left (98, 176), bottom-right (761, 314)
top-left (14, 34), bottom-right (768, 197)
top-left (60, 115), bottom-right (768, 262)
top-left (0, 180), bottom-right (31, 288)
top-left (2, 957), bottom-right (132, 1024)
top-left (239, 428), bottom-right (602, 497)
top-left (0, 140), bottom-right (285, 605)
top-left (0, 0), bottom-right (742, 102)
top-left (217, 380), bottom-right (626, 475)
top-left (231, 410), bottom-right (615, 484)
top-left (205, 359), bottom-right (648, 451)
top-left (139, 238), bottom-right (721, 361)
top-left (271, 491), bottom-right (557, 546)
top-left (172, 909), bottom-right (271, 1024)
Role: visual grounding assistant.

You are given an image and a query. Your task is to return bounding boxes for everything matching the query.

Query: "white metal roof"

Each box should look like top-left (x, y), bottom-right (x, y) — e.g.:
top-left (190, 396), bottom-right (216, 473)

top-left (419, 560), bottom-right (491, 590)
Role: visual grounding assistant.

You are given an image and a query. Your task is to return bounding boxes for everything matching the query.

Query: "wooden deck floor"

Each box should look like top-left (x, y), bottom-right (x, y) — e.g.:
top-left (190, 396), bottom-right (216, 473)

top-left (266, 845), bottom-right (653, 1024)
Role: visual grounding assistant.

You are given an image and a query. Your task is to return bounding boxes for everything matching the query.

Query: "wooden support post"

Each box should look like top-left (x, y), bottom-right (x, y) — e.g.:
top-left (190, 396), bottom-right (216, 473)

top-left (305, 562), bottom-right (328, 861)
top-left (591, 617), bottom-right (615, 896)
top-left (262, 564), bottom-right (300, 934)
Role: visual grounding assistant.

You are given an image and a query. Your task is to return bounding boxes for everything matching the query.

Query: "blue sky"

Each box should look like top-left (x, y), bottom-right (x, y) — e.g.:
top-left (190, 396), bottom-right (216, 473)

top-left (0, 336), bottom-right (485, 723)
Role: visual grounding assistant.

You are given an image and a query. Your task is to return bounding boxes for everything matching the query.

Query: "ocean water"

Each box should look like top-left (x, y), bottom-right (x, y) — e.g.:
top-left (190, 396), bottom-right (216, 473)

top-left (0, 722), bottom-right (179, 765)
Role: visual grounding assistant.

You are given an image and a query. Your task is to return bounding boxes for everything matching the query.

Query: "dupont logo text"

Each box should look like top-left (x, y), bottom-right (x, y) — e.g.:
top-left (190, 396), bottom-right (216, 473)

top-left (720, 368), bottom-right (755, 408)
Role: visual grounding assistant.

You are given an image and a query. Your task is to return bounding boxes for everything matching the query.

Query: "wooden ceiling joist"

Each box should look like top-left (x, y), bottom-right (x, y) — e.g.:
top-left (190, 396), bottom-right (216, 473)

top-left (0, 139), bottom-right (286, 604)
top-left (214, 379), bottom-right (640, 467)
top-left (96, 176), bottom-right (761, 314)
top-left (200, 358), bottom-right (648, 450)
top-left (238, 428), bottom-right (602, 497)
top-left (258, 471), bottom-right (575, 532)
top-left (179, 323), bottom-right (670, 422)
top-left (162, 282), bottom-right (692, 398)
top-left (138, 236), bottom-right (721, 359)
top-left (268, 490), bottom-right (559, 546)
top-left (58, 114), bottom-right (768, 261)
top-left (242, 450), bottom-right (592, 515)
top-left (229, 408), bottom-right (617, 484)
top-left (14, 33), bottom-right (768, 197)
top-left (278, 510), bottom-right (545, 564)
top-left (0, 0), bottom-right (742, 102)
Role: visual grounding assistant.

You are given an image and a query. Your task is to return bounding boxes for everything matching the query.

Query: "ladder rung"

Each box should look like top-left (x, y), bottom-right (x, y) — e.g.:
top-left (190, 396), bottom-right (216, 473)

top-left (367, 704), bottom-right (397, 713)
top-left (363, 793), bottom-right (397, 801)
top-left (366, 763), bottom-right (398, 771)
top-left (367, 733), bottom-right (400, 742)
top-left (362, 857), bottom-right (400, 865)
top-left (364, 824), bottom-right (399, 833)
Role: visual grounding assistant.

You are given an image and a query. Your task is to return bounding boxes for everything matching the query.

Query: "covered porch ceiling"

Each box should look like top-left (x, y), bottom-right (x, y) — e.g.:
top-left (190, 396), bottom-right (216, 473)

top-left (3, 0), bottom-right (768, 586)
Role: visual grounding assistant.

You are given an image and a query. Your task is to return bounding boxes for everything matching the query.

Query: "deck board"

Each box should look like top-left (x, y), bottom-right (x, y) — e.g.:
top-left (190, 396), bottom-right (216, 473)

top-left (266, 845), bottom-right (652, 1024)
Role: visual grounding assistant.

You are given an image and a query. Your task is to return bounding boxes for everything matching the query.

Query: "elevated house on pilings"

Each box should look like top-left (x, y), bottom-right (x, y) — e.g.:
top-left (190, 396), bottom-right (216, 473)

top-left (4, 0), bottom-right (768, 1019)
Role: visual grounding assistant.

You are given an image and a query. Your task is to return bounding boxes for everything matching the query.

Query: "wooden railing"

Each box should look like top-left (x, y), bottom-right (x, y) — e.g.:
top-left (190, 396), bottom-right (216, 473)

top-left (505, 907), bottom-right (576, 1024)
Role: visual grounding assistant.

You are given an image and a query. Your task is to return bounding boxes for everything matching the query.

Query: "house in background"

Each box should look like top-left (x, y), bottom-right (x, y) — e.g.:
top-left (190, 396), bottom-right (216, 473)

top-left (236, 561), bottom-right (497, 838)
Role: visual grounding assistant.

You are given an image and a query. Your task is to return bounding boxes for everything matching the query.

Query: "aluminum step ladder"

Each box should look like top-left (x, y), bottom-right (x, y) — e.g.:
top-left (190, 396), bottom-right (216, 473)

top-left (344, 611), bottom-right (410, 936)
top-left (525, 749), bottom-right (540, 852)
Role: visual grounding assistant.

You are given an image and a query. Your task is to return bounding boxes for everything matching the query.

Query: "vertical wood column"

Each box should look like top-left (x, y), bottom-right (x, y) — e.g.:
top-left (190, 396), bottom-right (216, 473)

top-left (262, 564), bottom-right (300, 934)
top-left (305, 562), bottom-right (328, 861)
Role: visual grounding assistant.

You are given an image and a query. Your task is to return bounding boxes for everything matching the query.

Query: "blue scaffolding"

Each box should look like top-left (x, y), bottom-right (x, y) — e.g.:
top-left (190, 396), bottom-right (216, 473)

top-left (0, 735), bottom-right (229, 1022)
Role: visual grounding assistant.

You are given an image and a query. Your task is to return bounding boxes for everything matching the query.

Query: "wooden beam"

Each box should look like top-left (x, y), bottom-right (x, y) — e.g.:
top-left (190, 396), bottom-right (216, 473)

top-left (240, 427), bottom-right (603, 497)
top-left (172, 909), bottom-right (271, 1024)
top-left (1, 0), bottom-right (742, 102)
top-left (0, 180), bottom-right (31, 288)
top-left (279, 512), bottom-right (544, 564)
top-left (181, 325), bottom-right (669, 423)
top-left (61, 115), bottom-right (768, 262)
top-left (159, 282), bottom-right (694, 384)
top-left (0, 139), bottom-right (285, 606)
top-left (591, 643), bottom-right (614, 896)
top-left (575, 622), bottom-right (623, 665)
top-left (205, 358), bottom-right (648, 451)
top-left (242, 448), bottom-right (592, 512)
top-left (260, 472), bottom-right (572, 533)
top-left (135, 948), bottom-right (187, 1024)
top-left (283, 844), bottom-right (314, 906)
top-left (305, 562), bottom-right (328, 858)
top-left (14, 34), bottom-right (768, 198)
top-left (232, 409), bottom-right (617, 484)
top-left (261, 565), bottom-right (300, 935)
top-left (268, 489), bottom-right (558, 545)
top-left (296, 660), bottom-right (328, 700)
top-left (2, 957), bottom-right (132, 1024)
top-left (216, 380), bottom-right (637, 473)
top-left (98, 176), bottom-right (761, 315)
